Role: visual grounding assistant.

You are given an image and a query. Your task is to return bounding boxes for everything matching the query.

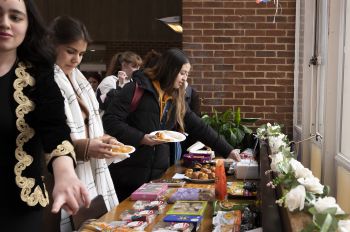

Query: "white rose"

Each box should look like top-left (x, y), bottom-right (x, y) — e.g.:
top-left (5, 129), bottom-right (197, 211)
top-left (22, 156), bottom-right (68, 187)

top-left (284, 185), bottom-right (306, 211)
top-left (290, 159), bottom-right (313, 178)
top-left (268, 134), bottom-right (287, 154)
top-left (270, 152), bottom-right (284, 172)
top-left (297, 176), bottom-right (324, 194)
top-left (338, 220), bottom-right (350, 232)
top-left (296, 167), bottom-right (313, 179)
top-left (314, 197), bottom-right (345, 215)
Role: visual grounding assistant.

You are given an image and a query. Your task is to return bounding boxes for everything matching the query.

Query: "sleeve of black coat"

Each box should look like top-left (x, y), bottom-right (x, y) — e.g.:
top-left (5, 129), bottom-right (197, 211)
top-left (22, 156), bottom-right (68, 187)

top-left (184, 110), bottom-right (233, 158)
top-left (102, 82), bottom-right (145, 147)
top-left (31, 67), bottom-right (76, 170)
top-left (189, 88), bottom-right (201, 117)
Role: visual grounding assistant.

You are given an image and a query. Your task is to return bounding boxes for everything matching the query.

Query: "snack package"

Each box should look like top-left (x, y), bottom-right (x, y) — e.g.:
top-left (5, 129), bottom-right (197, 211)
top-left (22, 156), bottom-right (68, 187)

top-left (227, 181), bottom-right (258, 199)
top-left (152, 222), bottom-right (194, 232)
top-left (79, 220), bottom-right (113, 231)
top-left (163, 215), bottom-right (203, 231)
top-left (212, 210), bottom-right (241, 232)
top-left (166, 201), bottom-right (207, 216)
top-left (109, 221), bottom-right (148, 231)
top-left (133, 200), bottom-right (167, 214)
top-left (120, 209), bottom-right (157, 223)
top-left (183, 153), bottom-right (212, 167)
top-left (213, 200), bottom-right (255, 214)
top-left (130, 183), bottom-right (168, 201)
top-left (168, 188), bottom-right (215, 203)
top-left (80, 220), bottom-right (147, 232)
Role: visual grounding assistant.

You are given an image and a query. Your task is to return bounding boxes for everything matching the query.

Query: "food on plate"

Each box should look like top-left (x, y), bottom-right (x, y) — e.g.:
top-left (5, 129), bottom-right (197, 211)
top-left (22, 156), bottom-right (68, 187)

top-left (154, 131), bottom-right (172, 141)
top-left (111, 145), bottom-right (134, 154)
top-left (184, 168), bottom-right (215, 180)
top-left (185, 169), bottom-right (193, 177)
top-left (197, 172), bottom-right (208, 180)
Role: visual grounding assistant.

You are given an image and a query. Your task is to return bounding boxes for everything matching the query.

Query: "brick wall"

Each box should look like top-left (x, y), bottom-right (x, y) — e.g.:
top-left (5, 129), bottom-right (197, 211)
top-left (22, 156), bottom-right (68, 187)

top-left (182, 0), bottom-right (296, 137)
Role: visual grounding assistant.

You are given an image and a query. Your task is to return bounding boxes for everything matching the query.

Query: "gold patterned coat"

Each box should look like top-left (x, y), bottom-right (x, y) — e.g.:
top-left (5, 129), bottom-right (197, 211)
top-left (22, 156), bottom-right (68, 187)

top-left (1, 61), bottom-right (76, 210)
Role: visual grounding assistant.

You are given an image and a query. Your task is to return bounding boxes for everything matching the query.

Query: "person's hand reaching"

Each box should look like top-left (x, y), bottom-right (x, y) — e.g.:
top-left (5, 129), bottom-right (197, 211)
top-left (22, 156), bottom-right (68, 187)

top-left (51, 156), bottom-right (90, 215)
top-left (227, 149), bottom-right (241, 162)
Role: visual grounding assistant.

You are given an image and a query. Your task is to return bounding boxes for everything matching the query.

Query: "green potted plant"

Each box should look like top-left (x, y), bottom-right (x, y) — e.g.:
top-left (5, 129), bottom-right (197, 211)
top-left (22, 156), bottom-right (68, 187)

top-left (202, 107), bottom-right (259, 149)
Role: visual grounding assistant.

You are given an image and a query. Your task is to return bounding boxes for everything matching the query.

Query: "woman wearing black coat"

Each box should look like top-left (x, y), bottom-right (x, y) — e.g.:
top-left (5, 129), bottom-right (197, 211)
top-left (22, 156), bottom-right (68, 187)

top-left (103, 48), bottom-right (241, 201)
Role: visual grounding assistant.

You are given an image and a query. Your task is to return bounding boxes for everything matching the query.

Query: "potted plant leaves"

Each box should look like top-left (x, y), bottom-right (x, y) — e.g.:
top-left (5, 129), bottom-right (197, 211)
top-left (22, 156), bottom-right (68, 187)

top-left (201, 107), bottom-right (259, 149)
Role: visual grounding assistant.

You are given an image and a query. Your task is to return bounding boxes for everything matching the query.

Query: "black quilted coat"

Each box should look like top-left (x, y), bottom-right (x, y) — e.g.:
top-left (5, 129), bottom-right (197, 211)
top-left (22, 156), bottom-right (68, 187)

top-left (103, 70), bottom-right (233, 201)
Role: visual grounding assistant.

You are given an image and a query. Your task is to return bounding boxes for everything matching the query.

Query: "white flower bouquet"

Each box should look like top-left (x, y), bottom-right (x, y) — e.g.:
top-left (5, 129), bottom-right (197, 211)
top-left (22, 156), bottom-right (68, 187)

top-left (259, 122), bottom-right (349, 232)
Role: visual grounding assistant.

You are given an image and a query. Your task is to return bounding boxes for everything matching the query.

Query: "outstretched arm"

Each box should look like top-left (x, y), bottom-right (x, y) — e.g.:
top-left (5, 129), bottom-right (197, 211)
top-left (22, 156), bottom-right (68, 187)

top-left (51, 156), bottom-right (90, 215)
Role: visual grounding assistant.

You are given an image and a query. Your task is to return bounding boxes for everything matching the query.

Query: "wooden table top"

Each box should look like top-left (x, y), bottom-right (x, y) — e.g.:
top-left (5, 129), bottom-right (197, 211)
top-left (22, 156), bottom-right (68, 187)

top-left (98, 161), bottom-right (218, 232)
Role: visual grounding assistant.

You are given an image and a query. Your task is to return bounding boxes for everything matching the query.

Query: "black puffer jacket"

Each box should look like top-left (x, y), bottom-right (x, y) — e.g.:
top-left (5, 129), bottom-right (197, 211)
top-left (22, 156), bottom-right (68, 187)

top-left (103, 70), bottom-right (233, 200)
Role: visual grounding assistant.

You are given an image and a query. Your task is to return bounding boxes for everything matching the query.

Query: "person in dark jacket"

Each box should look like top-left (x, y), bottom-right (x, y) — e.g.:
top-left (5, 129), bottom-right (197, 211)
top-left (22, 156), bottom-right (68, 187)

top-left (103, 48), bottom-right (241, 201)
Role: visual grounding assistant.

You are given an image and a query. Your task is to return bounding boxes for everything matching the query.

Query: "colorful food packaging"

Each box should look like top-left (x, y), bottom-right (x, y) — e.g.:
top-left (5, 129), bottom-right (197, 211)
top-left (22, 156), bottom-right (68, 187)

top-left (163, 215), bottom-right (203, 231)
top-left (212, 210), bottom-right (241, 232)
top-left (133, 200), bottom-right (167, 214)
top-left (130, 183), bottom-right (168, 201)
top-left (152, 221), bottom-right (194, 232)
top-left (120, 209), bottom-right (157, 223)
top-left (167, 188), bottom-right (215, 203)
top-left (166, 201), bottom-right (207, 216)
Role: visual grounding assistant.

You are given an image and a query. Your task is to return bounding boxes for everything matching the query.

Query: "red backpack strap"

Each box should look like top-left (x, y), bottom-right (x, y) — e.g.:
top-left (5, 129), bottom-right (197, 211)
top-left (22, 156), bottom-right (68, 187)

top-left (130, 82), bottom-right (144, 112)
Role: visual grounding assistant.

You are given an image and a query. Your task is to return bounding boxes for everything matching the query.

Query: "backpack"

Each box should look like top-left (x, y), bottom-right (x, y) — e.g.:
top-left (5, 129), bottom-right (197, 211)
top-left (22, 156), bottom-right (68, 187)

top-left (130, 82), bottom-right (144, 112)
top-left (101, 82), bottom-right (144, 113)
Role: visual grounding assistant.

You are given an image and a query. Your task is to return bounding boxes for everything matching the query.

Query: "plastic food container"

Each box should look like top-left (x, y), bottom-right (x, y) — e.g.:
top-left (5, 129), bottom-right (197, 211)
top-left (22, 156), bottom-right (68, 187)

top-left (183, 153), bottom-right (212, 167)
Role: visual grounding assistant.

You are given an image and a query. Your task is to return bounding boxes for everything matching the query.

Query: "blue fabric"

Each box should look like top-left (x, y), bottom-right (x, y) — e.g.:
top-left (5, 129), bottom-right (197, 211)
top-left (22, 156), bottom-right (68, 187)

top-left (174, 141), bottom-right (182, 162)
top-left (160, 101), bottom-right (171, 129)
top-left (160, 100), bottom-right (181, 163)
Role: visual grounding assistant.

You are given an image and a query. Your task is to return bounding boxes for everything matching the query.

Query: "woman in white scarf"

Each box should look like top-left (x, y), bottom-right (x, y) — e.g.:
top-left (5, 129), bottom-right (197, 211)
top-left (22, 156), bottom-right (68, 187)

top-left (50, 16), bottom-right (125, 231)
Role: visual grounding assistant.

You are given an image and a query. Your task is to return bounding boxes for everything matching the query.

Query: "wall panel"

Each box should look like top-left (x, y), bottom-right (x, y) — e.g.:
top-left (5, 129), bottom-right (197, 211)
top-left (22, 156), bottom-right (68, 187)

top-left (36, 0), bottom-right (182, 42)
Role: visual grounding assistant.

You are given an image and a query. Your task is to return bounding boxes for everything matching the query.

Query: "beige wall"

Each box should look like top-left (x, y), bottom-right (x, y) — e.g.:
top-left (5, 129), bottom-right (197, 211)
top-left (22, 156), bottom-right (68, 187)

top-left (337, 166), bottom-right (350, 213)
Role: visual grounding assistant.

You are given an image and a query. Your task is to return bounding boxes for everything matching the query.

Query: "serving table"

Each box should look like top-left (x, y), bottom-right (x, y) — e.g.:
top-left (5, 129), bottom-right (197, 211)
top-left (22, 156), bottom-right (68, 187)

top-left (97, 146), bottom-right (295, 232)
top-left (98, 162), bottom-right (216, 231)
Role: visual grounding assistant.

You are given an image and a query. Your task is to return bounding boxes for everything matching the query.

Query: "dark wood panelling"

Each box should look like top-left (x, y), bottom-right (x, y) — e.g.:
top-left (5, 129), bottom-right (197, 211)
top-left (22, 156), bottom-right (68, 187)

top-left (36, 0), bottom-right (182, 42)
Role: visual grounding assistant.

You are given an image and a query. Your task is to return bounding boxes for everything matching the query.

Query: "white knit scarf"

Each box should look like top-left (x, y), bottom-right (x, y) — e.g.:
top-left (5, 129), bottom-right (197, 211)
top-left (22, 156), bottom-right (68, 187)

top-left (54, 65), bottom-right (118, 231)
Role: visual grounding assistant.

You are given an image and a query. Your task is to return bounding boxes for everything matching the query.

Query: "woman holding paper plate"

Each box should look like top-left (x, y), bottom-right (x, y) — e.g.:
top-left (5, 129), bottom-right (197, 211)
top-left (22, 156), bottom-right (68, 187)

top-left (50, 16), bottom-right (131, 231)
top-left (103, 48), bottom-right (241, 201)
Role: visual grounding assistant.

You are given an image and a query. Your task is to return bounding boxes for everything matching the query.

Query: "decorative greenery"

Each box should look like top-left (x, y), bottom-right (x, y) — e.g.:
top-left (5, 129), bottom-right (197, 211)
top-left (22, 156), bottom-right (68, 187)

top-left (302, 207), bottom-right (349, 232)
top-left (258, 123), bottom-right (350, 232)
top-left (201, 107), bottom-right (258, 148)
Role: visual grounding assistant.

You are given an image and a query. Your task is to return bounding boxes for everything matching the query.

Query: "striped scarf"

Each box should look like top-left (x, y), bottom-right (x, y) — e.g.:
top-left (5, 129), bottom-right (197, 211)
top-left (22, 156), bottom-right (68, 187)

top-left (54, 65), bottom-right (118, 231)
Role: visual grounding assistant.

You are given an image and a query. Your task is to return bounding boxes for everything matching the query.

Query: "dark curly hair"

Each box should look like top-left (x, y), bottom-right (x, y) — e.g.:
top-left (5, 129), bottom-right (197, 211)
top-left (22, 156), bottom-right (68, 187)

top-left (17, 0), bottom-right (55, 66)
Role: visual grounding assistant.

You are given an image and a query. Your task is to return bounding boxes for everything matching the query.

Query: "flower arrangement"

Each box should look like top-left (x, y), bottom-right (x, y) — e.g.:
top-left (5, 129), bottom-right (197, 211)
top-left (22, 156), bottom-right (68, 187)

top-left (257, 123), bottom-right (349, 231)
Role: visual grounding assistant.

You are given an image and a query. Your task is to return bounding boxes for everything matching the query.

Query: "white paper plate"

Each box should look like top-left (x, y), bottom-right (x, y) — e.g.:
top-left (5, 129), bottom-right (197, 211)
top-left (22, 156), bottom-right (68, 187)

top-left (150, 130), bottom-right (186, 142)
